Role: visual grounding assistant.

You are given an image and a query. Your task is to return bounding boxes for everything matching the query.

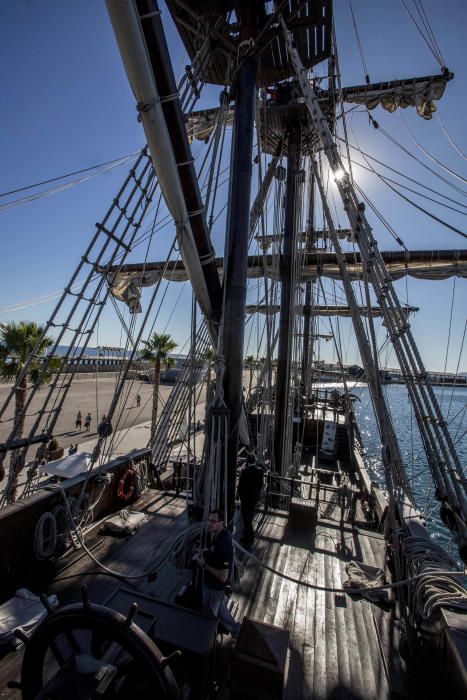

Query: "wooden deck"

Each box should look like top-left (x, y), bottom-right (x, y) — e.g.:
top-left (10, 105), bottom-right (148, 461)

top-left (232, 509), bottom-right (398, 700)
top-left (0, 490), bottom-right (191, 696)
top-left (0, 490), bottom-right (402, 699)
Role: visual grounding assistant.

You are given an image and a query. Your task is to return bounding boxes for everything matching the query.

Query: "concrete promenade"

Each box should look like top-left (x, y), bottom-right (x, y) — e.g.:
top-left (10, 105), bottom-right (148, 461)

top-left (0, 375), bottom-right (207, 498)
top-left (0, 376), bottom-right (207, 450)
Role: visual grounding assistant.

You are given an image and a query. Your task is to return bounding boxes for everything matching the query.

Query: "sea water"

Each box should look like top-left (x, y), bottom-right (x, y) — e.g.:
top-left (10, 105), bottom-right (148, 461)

top-left (352, 383), bottom-right (467, 554)
top-left (316, 381), bottom-right (466, 553)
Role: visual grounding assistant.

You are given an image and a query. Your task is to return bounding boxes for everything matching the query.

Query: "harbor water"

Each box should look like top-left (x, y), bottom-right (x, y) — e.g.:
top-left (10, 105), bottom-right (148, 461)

top-left (352, 383), bottom-right (467, 554)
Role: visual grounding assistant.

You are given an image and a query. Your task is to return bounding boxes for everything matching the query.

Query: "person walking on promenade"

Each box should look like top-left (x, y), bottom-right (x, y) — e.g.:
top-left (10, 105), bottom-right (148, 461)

top-left (238, 453), bottom-right (264, 546)
top-left (84, 412), bottom-right (92, 431)
top-left (136, 393), bottom-right (141, 408)
top-left (195, 509), bottom-right (240, 638)
top-left (75, 411), bottom-right (82, 431)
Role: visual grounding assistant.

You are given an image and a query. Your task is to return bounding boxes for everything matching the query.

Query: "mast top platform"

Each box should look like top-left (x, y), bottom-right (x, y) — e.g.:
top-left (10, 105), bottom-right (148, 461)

top-left (165, 0), bottom-right (332, 87)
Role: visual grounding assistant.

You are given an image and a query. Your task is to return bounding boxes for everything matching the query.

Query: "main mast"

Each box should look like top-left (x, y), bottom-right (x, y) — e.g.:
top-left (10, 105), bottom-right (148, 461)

top-left (161, 0), bottom-right (334, 520)
top-left (221, 4), bottom-right (260, 525)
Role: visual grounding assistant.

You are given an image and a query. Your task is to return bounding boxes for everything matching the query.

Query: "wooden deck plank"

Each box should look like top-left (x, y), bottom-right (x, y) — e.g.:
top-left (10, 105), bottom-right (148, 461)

top-left (278, 539), bottom-right (307, 698)
top-left (336, 552), bottom-right (366, 697)
top-left (363, 602), bottom-right (390, 700)
top-left (324, 548), bottom-right (340, 697)
top-left (274, 546), bottom-right (299, 696)
top-left (237, 514), bottom-right (282, 620)
top-left (241, 513), bottom-right (280, 621)
top-left (312, 530), bottom-right (328, 700)
top-left (272, 542), bottom-right (296, 628)
top-left (49, 493), bottom-right (187, 605)
top-left (258, 516), bottom-right (289, 625)
top-left (349, 593), bottom-right (379, 698)
top-left (246, 516), bottom-right (282, 620)
top-left (330, 545), bottom-right (352, 698)
top-left (372, 606), bottom-right (404, 699)
top-left (291, 555), bottom-right (309, 700)
top-left (262, 542), bottom-right (289, 625)
top-left (367, 529), bottom-right (387, 571)
top-left (302, 544), bottom-right (318, 700)
top-left (166, 496), bottom-right (385, 699)
top-left (357, 527), bottom-right (383, 570)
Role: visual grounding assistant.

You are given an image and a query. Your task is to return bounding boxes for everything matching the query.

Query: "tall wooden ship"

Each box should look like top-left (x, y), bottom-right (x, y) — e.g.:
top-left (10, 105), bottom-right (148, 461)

top-left (0, 2), bottom-right (465, 698)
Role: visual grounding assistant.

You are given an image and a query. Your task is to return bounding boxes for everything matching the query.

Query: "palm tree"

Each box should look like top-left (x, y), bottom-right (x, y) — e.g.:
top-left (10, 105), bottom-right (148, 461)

top-left (140, 332), bottom-right (177, 440)
top-left (0, 321), bottom-right (59, 499)
top-left (244, 355), bottom-right (256, 397)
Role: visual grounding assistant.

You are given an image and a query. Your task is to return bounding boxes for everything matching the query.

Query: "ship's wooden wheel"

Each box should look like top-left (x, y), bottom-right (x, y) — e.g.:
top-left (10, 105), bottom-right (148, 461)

top-left (18, 589), bottom-right (181, 699)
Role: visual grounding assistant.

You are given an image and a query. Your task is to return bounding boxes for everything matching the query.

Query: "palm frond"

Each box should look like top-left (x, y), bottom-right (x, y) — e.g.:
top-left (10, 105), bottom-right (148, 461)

top-left (139, 332), bottom-right (177, 362)
top-left (0, 321), bottom-right (56, 381)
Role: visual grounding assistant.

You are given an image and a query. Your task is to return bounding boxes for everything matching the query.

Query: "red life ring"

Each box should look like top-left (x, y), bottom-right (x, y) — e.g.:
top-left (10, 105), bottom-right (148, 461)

top-left (117, 468), bottom-right (136, 502)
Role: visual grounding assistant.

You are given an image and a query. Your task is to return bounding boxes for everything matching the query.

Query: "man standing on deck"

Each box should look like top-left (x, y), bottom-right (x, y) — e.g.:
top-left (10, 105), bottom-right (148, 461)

top-left (238, 453), bottom-right (264, 546)
top-left (195, 509), bottom-right (240, 638)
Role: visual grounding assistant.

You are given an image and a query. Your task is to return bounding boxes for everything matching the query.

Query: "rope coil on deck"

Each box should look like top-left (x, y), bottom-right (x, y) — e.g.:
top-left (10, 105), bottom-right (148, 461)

top-left (34, 512), bottom-right (57, 560)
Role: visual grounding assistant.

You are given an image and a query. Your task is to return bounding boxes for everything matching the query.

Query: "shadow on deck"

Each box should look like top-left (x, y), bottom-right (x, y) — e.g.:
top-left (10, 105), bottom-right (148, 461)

top-left (0, 491), bottom-right (405, 699)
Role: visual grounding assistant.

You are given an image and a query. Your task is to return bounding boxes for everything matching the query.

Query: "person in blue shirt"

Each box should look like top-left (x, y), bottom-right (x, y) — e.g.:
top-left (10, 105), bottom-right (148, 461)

top-left (195, 509), bottom-right (240, 638)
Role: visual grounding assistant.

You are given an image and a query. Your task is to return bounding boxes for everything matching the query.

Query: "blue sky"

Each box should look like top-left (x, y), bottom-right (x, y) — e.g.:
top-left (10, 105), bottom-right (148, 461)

top-left (0, 0), bottom-right (465, 372)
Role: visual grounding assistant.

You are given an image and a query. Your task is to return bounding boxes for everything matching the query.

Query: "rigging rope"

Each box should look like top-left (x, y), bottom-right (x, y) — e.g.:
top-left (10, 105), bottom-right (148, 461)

top-left (349, 123), bottom-right (466, 240)
top-left (412, 0), bottom-right (446, 67)
top-left (398, 111), bottom-right (467, 184)
top-left (348, 125), bottom-right (467, 239)
top-left (399, 0), bottom-right (446, 68)
top-left (350, 157), bottom-right (467, 216)
top-left (0, 153), bottom-right (140, 212)
top-left (353, 182), bottom-right (407, 248)
top-left (337, 136), bottom-right (467, 210)
top-left (371, 179), bottom-right (467, 240)
top-left (377, 124), bottom-right (467, 198)
top-left (446, 318), bottom-right (467, 422)
top-left (436, 112), bottom-right (467, 161)
top-left (439, 277), bottom-right (456, 409)
top-left (0, 150), bottom-right (141, 199)
top-left (348, 0), bottom-right (370, 83)
top-left (101, 192), bottom-right (165, 460)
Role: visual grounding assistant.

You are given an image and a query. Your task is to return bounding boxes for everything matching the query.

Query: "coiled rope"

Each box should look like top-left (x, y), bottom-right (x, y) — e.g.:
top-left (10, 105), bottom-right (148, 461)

top-left (34, 512), bottom-right (58, 560)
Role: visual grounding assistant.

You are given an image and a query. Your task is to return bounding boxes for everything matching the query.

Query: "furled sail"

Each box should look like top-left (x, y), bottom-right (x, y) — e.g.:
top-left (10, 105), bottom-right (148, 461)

top-left (341, 72), bottom-right (452, 120)
top-left (108, 270), bottom-right (162, 314)
top-left (255, 230), bottom-right (352, 249)
top-left (186, 106), bottom-right (234, 144)
top-left (245, 305), bottom-right (418, 317)
top-left (108, 249), bottom-right (467, 310)
top-left (186, 71), bottom-right (452, 148)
